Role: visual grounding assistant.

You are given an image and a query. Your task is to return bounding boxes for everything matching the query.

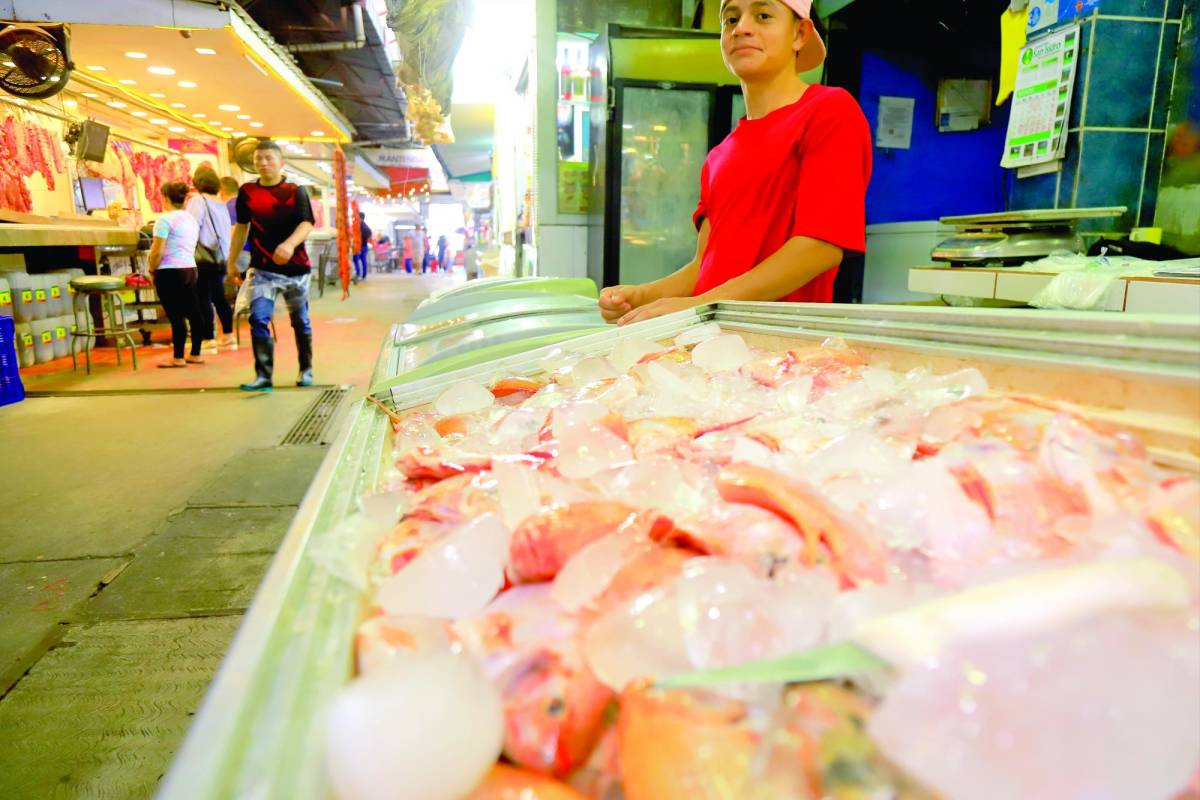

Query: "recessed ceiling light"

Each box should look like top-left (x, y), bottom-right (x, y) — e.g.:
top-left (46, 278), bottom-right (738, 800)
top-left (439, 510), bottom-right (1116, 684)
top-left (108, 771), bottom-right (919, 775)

top-left (177, 80), bottom-right (197, 88)
top-left (210, 120), bottom-right (222, 126)
top-left (81, 92), bottom-right (99, 98)
top-left (217, 104), bottom-right (240, 112)
top-left (221, 126), bottom-right (234, 131)
top-left (117, 79), bottom-right (137, 85)
top-left (248, 122), bottom-right (263, 128)
top-left (236, 114), bottom-right (250, 120)
top-left (310, 130), bottom-right (325, 136)
top-left (85, 65), bottom-right (106, 71)
top-left (149, 118), bottom-right (168, 125)
top-left (63, 99), bottom-right (78, 108)
top-left (194, 47), bottom-right (217, 56)
top-left (106, 101), bottom-right (128, 108)
top-left (168, 126), bottom-right (186, 133)
top-left (125, 51), bottom-right (148, 59)
top-left (131, 111), bottom-right (148, 117)
top-left (148, 66), bottom-right (176, 76)
top-left (169, 102), bottom-right (186, 108)
top-left (149, 92), bottom-right (167, 98)
top-left (192, 112), bottom-right (207, 118)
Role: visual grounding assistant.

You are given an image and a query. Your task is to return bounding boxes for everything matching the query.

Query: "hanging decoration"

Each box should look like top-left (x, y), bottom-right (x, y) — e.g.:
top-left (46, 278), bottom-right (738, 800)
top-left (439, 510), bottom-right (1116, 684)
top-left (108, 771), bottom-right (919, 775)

top-left (333, 145), bottom-right (352, 299)
top-left (385, 0), bottom-right (469, 144)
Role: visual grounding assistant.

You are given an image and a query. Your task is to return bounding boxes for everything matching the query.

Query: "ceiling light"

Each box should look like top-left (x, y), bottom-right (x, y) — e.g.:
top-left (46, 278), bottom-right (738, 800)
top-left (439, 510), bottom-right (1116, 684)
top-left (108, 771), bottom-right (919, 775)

top-left (86, 65), bottom-right (106, 71)
top-left (310, 130), bottom-right (325, 136)
top-left (149, 92), bottom-right (167, 98)
top-left (195, 47), bottom-right (217, 56)
top-left (150, 118), bottom-right (168, 125)
top-left (222, 126), bottom-right (234, 131)
top-left (106, 101), bottom-right (128, 108)
top-left (210, 120), bottom-right (222, 126)
top-left (131, 111), bottom-right (148, 117)
top-left (148, 66), bottom-right (176, 76)
top-left (236, 114), bottom-right (251, 120)
top-left (167, 104), bottom-right (185, 110)
top-left (218, 104), bottom-right (240, 112)
top-left (118, 79), bottom-right (137, 85)
top-left (192, 112), bottom-right (207, 118)
top-left (81, 92), bottom-right (99, 98)
top-left (63, 99), bottom-right (78, 108)
top-left (125, 51), bottom-right (148, 59)
top-left (248, 121), bottom-right (263, 128)
top-left (233, 131), bottom-right (246, 137)
top-left (168, 126), bottom-right (186, 133)
top-left (177, 80), bottom-right (197, 88)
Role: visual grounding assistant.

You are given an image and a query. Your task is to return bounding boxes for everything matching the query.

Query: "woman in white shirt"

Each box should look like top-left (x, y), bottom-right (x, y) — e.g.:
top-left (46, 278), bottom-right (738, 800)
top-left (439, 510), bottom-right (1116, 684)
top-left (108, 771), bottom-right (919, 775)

top-left (149, 182), bottom-right (204, 367)
top-left (187, 167), bottom-right (234, 349)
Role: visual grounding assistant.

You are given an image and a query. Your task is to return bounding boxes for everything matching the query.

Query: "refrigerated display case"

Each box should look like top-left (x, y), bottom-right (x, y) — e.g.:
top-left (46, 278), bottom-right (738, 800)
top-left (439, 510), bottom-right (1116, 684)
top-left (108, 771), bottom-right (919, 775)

top-left (158, 303), bottom-right (1199, 800)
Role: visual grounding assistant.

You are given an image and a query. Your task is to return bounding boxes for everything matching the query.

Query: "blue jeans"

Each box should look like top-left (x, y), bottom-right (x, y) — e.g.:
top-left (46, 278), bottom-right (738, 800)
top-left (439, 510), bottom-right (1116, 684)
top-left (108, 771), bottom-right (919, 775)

top-left (353, 248), bottom-right (368, 280)
top-left (246, 269), bottom-right (311, 341)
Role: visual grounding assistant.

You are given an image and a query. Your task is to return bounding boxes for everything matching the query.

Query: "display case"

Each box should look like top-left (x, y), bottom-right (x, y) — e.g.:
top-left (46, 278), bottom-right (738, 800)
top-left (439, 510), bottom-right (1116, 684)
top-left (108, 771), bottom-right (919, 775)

top-left (158, 303), bottom-right (1199, 800)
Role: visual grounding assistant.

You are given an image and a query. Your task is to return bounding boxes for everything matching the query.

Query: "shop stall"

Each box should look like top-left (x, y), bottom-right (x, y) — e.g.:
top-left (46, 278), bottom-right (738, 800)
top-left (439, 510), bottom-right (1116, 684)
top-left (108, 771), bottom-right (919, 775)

top-left (1, 6), bottom-right (355, 372)
top-left (159, 298), bottom-right (1199, 800)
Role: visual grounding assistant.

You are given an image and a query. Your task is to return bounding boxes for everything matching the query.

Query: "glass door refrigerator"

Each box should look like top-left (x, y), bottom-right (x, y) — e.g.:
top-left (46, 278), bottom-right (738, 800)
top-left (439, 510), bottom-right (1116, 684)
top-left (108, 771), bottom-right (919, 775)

top-left (587, 25), bottom-right (744, 289)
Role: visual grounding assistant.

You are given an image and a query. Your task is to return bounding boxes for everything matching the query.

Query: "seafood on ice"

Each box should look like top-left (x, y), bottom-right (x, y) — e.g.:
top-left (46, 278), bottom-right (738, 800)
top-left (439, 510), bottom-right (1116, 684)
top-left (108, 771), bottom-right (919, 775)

top-left (328, 333), bottom-right (1200, 800)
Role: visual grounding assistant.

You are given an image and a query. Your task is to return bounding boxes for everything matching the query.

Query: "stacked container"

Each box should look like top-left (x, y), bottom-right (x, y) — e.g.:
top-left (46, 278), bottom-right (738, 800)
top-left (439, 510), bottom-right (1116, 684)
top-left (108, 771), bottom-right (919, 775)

top-left (13, 322), bottom-right (34, 368)
top-left (0, 276), bottom-right (12, 320)
top-left (7, 272), bottom-right (35, 323)
top-left (29, 318), bottom-right (55, 363)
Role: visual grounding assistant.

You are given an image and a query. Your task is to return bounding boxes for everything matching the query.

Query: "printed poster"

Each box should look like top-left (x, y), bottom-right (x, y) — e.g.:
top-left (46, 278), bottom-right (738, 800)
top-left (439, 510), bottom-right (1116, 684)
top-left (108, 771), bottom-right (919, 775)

top-left (1002, 24), bottom-right (1080, 170)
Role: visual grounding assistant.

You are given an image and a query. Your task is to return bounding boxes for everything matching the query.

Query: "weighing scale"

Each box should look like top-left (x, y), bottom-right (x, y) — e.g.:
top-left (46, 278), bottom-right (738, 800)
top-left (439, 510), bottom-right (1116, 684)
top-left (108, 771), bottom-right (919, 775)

top-left (931, 207), bottom-right (1126, 267)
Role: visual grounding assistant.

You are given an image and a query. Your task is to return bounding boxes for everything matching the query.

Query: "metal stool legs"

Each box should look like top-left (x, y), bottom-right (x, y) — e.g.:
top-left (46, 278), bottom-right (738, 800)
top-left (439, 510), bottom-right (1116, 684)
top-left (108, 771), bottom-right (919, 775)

top-left (70, 290), bottom-right (140, 374)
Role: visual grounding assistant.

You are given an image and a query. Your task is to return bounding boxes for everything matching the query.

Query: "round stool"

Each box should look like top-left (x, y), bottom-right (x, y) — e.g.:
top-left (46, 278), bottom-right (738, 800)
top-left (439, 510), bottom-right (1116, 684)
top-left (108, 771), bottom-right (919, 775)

top-left (70, 276), bottom-right (139, 374)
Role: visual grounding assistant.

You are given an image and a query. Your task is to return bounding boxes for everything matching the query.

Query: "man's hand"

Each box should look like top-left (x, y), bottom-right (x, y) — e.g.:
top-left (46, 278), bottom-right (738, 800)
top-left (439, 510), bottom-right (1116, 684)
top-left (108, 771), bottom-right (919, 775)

top-left (227, 266), bottom-right (243, 287)
top-left (272, 242), bottom-right (295, 265)
top-left (617, 295), bottom-right (705, 326)
top-left (599, 284), bottom-right (651, 323)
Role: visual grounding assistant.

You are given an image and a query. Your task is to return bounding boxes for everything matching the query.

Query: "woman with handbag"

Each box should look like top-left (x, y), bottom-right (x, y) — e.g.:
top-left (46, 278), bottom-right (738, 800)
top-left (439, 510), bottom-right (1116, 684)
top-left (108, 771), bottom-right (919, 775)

top-left (187, 167), bottom-right (235, 350)
top-left (148, 182), bottom-right (205, 367)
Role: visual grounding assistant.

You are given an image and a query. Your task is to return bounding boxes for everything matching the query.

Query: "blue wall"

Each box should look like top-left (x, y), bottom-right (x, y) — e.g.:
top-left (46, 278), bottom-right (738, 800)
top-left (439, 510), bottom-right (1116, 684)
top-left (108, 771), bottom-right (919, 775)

top-left (860, 50), bottom-right (1011, 224)
top-left (1007, 0), bottom-right (1189, 232)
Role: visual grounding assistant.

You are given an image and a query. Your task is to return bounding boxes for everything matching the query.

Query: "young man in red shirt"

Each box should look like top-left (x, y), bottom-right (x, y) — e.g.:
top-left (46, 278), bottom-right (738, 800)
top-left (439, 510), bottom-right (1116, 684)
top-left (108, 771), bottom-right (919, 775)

top-left (599, 0), bottom-right (871, 324)
top-left (225, 140), bottom-right (317, 390)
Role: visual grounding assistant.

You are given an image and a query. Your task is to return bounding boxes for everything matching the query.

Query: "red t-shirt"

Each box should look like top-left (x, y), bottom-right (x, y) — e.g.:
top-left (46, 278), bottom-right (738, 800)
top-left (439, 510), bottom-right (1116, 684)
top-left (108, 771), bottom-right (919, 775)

top-left (692, 85), bottom-right (872, 303)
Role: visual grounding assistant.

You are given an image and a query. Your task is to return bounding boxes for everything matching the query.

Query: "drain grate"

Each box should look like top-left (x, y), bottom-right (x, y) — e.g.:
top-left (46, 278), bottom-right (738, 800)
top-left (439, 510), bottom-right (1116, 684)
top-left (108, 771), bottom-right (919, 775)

top-left (281, 386), bottom-right (349, 445)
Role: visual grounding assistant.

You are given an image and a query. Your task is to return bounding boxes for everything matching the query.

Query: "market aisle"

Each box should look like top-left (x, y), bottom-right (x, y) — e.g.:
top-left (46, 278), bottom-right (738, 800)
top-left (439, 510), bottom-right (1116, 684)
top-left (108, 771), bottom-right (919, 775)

top-left (0, 271), bottom-right (453, 799)
top-left (17, 269), bottom-right (464, 394)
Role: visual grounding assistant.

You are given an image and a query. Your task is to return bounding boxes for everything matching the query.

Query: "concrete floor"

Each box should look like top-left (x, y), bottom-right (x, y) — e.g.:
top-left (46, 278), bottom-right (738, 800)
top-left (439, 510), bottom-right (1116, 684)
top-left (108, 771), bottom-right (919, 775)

top-left (0, 270), bottom-right (451, 799)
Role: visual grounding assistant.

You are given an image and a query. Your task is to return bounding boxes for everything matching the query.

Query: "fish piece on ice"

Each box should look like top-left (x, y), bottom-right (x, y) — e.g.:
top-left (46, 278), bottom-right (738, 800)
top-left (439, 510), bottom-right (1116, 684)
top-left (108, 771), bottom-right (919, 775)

top-left (869, 609), bottom-right (1200, 800)
top-left (552, 533), bottom-right (654, 613)
top-left (509, 501), bottom-right (656, 583)
top-left (434, 379), bottom-right (496, 416)
top-left (691, 334), bottom-right (754, 373)
top-left (465, 765), bottom-right (590, 800)
top-left (609, 336), bottom-right (665, 373)
top-left (324, 651), bottom-right (504, 800)
top-left (375, 513), bottom-right (510, 618)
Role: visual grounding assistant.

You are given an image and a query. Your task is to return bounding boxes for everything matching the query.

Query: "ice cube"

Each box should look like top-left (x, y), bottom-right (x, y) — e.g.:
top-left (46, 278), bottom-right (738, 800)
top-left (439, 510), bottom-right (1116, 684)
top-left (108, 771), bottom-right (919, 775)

top-left (869, 610), bottom-right (1200, 800)
top-left (609, 335), bottom-right (665, 373)
top-left (691, 334), bottom-right (754, 373)
top-left (675, 321), bottom-right (723, 348)
top-left (433, 380), bottom-right (495, 416)
top-left (555, 421), bottom-right (634, 480)
top-left (358, 491), bottom-right (411, 528)
top-left (324, 650), bottom-right (504, 800)
top-left (356, 615), bottom-right (454, 674)
top-left (492, 460), bottom-right (543, 530)
top-left (375, 513), bottom-right (511, 618)
top-left (774, 375), bottom-right (814, 414)
top-left (551, 533), bottom-right (646, 613)
top-left (560, 356), bottom-right (619, 387)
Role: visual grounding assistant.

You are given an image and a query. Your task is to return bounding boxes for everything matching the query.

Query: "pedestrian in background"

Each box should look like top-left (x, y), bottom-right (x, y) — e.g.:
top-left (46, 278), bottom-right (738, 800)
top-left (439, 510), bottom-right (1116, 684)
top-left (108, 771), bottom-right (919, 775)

top-left (187, 167), bottom-right (234, 350)
top-left (402, 232), bottom-right (414, 273)
top-left (149, 182), bottom-right (205, 368)
top-left (413, 226), bottom-right (426, 274)
top-left (437, 234), bottom-right (448, 274)
top-left (353, 211), bottom-right (372, 282)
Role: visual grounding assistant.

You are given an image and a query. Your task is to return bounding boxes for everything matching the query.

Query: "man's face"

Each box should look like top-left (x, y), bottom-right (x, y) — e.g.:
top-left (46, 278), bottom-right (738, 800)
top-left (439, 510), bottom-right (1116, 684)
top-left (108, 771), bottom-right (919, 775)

top-left (254, 148), bottom-right (283, 181)
top-left (720, 0), bottom-right (806, 80)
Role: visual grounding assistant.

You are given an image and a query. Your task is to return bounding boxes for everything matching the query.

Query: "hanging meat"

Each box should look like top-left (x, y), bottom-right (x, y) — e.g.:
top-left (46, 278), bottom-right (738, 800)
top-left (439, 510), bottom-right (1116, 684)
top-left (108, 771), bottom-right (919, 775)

top-left (0, 116), bottom-right (32, 213)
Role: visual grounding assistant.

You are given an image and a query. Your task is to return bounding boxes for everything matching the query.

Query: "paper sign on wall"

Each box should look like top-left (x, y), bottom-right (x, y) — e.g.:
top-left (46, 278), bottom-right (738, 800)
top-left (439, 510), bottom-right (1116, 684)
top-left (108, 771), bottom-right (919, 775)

top-left (1002, 24), bottom-right (1080, 170)
top-left (876, 96), bottom-right (915, 150)
top-left (1027, 0), bottom-right (1100, 35)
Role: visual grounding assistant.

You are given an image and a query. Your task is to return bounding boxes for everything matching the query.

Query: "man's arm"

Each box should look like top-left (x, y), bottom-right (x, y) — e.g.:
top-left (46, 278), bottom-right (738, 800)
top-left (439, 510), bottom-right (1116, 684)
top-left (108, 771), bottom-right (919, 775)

top-left (227, 223), bottom-right (249, 278)
top-left (696, 234), bottom-right (842, 303)
top-left (271, 221), bottom-right (314, 266)
top-left (600, 220), bottom-right (709, 322)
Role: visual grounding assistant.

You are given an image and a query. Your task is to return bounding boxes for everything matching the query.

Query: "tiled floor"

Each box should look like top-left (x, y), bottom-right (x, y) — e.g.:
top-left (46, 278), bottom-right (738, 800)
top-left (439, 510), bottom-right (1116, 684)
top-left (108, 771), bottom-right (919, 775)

top-left (0, 271), bottom-right (443, 798)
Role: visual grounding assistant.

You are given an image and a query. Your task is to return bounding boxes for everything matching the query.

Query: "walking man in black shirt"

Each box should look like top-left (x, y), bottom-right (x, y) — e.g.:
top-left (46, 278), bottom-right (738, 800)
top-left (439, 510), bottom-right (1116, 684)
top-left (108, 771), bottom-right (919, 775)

top-left (226, 140), bottom-right (316, 391)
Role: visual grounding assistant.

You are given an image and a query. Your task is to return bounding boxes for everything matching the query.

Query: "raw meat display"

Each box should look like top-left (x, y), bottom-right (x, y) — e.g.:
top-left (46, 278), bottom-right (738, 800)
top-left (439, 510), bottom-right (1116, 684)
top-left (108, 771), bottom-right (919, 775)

top-left (126, 150), bottom-right (193, 212)
top-left (0, 113), bottom-right (66, 212)
top-left (327, 331), bottom-right (1200, 800)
